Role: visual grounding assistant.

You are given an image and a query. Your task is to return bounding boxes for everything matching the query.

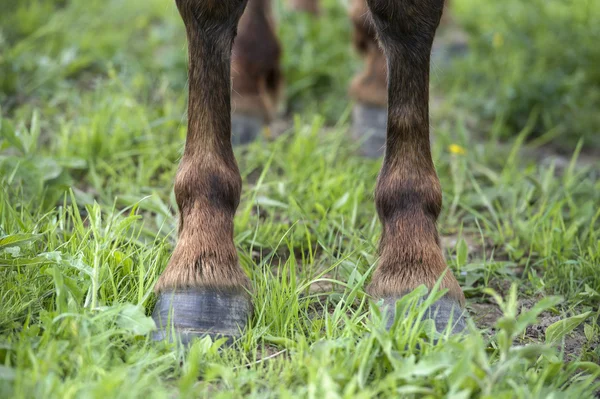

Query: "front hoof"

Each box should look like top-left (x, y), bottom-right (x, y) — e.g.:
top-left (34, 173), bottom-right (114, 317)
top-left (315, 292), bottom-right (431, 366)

top-left (231, 113), bottom-right (264, 145)
top-left (380, 295), bottom-right (467, 335)
top-left (152, 288), bottom-right (252, 344)
top-left (352, 103), bottom-right (387, 158)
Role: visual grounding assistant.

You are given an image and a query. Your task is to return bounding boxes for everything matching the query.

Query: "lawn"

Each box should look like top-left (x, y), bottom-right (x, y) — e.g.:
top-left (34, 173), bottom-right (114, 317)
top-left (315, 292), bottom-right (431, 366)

top-left (1, 0), bottom-right (599, 397)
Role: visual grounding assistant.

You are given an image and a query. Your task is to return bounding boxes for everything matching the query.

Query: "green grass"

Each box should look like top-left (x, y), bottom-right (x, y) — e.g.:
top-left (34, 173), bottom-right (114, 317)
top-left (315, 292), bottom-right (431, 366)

top-left (1, 0), bottom-right (600, 397)
top-left (449, 0), bottom-right (600, 148)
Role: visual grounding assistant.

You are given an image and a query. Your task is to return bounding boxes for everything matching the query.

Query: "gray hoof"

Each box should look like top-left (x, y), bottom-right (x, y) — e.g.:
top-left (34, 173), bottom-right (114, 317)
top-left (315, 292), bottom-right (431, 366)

top-left (352, 103), bottom-right (387, 158)
top-left (380, 295), bottom-right (467, 335)
top-left (152, 289), bottom-right (252, 344)
top-left (231, 114), bottom-right (264, 145)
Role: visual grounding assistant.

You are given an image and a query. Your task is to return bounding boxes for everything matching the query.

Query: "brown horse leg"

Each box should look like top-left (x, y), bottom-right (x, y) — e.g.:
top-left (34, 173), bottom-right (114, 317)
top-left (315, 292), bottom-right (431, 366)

top-left (348, 0), bottom-right (388, 158)
top-left (365, 0), bottom-right (466, 332)
top-left (153, 0), bottom-right (252, 343)
top-left (231, 0), bottom-right (282, 145)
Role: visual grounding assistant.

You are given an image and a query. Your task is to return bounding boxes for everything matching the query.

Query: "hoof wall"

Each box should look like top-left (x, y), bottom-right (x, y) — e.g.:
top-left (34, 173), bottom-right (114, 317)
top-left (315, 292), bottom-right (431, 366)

top-left (152, 289), bottom-right (252, 344)
top-left (231, 114), bottom-right (264, 145)
top-left (352, 103), bottom-right (387, 158)
top-left (380, 295), bottom-right (467, 335)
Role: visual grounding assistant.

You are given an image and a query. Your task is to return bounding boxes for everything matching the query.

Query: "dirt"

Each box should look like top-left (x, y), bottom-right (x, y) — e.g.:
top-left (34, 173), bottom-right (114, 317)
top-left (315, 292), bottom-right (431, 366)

top-left (520, 302), bottom-right (595, 361)
top-left (468, 301), bottom-right (503, 332)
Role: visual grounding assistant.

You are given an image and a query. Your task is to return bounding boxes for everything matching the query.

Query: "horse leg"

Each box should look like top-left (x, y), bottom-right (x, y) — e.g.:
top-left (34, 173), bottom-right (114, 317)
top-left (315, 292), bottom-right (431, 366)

top-left (365, 0), bottom-right (466, 332)
top-left (153, 0), bottom-right (252, 343)
top-left (231, 0), bottom-right (282, 145)
top-left (348, 0), bottom-right (388, 158)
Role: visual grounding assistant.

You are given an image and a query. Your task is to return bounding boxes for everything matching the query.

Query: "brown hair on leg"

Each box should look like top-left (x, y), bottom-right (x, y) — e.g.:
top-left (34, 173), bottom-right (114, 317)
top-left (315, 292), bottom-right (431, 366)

top-left (231, 0), bottom-right (282, 122)
top-left (348, 0), bottom-right (387, 107)
top-left (365, 0), bottom-right (464, 305)
top-left (348, 0), bottom-right (388, 158)
top-left (155, 0), bottom-right (251, 294)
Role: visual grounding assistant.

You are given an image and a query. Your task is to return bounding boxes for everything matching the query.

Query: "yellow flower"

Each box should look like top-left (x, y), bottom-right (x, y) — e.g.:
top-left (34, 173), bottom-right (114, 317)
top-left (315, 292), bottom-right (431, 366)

top-left (263, 126), bottom-right (272, 139)
top-left (449, 144), bottom-right (467, 155)
top-left (493, 32), bottom-right (504, 48)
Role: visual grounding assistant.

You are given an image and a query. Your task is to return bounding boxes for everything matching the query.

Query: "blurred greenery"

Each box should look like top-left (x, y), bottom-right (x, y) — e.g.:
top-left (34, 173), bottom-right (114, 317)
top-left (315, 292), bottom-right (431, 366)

top-left (1, 0), bottom-right (599, 397)
top-left (2, 0), bottom-right (598, 150)
top-left (451, 0), bottom-right (600, 148)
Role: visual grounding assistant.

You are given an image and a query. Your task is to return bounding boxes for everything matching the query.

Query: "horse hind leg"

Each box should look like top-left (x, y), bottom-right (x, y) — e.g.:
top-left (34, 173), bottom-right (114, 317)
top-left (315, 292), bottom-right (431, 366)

top-left (348, 0), bottom-right (388, 158)
top-left (231, 0), bottom-right (282, 145)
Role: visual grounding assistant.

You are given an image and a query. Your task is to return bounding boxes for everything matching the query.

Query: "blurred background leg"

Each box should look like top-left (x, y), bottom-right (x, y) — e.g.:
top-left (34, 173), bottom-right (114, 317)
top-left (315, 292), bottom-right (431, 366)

top-left (348, 0), bottom-right (388, 158)
top-left (231, 0), bottom-right (283, 145)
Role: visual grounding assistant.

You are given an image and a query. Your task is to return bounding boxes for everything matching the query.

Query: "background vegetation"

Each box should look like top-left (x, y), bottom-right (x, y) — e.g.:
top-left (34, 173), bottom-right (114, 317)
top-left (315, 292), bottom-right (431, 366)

top-left (450, 0), bottom-right (600, 149)
top-left (1, 0), bottom-right (599, 397)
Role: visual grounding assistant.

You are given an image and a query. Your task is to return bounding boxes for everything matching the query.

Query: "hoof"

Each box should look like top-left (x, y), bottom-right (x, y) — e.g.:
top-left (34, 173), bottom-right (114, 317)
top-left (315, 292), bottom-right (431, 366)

top-left (231, 113), bottom-right (264, 145)
top-left (380, 295), bottom-right (467, 335)
top-left (352, 103), bottom-right (387, 158)
top-left (152, 289), bottom-right (252, 344)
